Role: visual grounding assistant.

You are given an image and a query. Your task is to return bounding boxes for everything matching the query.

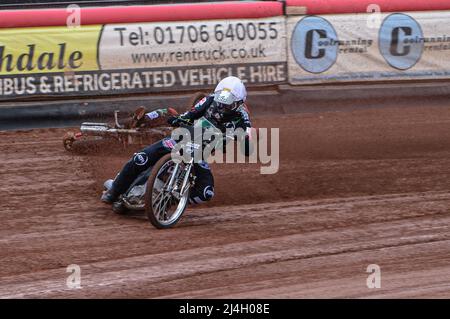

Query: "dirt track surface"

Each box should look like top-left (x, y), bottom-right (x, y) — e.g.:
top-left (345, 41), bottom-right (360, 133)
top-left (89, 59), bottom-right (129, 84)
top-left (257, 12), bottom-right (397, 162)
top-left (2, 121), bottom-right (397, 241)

top-left (1, 105), bottom-right (450, 298)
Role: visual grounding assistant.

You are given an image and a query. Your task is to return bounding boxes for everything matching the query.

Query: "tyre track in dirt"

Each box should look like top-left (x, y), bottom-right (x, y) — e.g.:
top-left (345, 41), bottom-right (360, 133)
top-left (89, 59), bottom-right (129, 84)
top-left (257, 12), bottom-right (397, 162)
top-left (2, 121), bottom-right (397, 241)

top-left (0, 193), bottom-right (449, 298)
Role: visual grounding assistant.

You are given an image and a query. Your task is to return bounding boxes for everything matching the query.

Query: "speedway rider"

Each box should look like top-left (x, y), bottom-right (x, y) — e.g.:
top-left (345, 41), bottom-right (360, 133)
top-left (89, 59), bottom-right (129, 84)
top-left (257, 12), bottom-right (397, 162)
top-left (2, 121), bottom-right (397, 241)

top-left (101, 76), bottom-right (254, 211)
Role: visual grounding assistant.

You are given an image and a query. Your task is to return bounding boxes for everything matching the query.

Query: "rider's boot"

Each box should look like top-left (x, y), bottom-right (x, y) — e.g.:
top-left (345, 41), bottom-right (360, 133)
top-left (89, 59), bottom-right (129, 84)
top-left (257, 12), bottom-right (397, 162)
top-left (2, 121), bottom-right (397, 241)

top-left (101, 179), bottom-right (120, 204)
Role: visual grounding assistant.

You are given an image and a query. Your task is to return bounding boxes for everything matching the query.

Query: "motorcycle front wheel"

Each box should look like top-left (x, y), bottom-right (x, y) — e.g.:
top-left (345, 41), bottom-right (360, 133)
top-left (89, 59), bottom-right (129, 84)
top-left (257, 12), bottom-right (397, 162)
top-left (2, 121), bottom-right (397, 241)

top-left (144, 153), bottom-right (190, 229)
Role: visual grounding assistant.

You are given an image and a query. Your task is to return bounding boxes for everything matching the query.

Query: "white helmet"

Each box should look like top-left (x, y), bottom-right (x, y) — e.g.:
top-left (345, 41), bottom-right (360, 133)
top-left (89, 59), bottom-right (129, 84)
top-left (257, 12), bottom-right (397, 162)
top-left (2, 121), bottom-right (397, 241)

top-left (213, 76), bottom-right (247, 111)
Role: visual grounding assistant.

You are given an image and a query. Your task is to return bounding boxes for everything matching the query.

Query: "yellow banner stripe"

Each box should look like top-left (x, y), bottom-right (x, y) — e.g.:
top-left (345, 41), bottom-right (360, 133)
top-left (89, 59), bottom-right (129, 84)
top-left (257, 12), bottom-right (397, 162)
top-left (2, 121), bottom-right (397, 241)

top-left (0, 25), bottom-right (102, 75)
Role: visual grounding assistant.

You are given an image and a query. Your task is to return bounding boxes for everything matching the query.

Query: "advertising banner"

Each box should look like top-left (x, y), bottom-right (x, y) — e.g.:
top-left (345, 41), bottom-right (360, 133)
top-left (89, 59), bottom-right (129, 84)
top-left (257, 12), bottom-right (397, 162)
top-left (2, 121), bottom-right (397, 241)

top-left (98, 17), bottom-right (287, 90)
top-left (0, 17), bottom-right (286, 100)
top-left (0, 25), bottom-right (102, 97)
top-left (288, 11), bottom-right (450, 84)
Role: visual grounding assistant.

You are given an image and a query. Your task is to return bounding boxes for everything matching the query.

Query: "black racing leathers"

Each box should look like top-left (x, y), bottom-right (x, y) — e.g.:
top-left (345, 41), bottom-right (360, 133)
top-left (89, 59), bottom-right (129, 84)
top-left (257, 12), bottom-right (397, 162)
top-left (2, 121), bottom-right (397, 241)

top-left (177, 94), bottom-right (254, 157)
top-left (109, 94), bottom-right (254, 204)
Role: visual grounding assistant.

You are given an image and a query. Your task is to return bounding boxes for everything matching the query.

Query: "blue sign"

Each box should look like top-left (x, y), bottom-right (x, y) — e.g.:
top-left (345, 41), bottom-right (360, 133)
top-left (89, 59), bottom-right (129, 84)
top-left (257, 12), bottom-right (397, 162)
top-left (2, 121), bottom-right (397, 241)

top-left (379, 13), bottom-right (424, 70)
top-left (291, 16), bottom-right (338, 74)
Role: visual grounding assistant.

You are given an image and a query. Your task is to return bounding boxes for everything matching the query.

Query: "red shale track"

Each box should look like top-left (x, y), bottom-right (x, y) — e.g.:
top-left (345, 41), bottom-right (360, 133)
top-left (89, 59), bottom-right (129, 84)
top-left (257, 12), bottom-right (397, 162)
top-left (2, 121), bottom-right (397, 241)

top-left (1, 105), bottom-right (450, 298)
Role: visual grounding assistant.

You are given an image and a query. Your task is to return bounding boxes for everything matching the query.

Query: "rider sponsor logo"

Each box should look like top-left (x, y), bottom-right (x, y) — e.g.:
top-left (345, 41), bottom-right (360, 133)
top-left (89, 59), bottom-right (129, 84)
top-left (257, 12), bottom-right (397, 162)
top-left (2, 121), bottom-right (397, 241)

top-left (146, 111), bottom-right (160, 120)
top-left (198, 161), bottom-right (210, 170)
top-left (291, 16), bottom-right (338, 73)
top-left (192, 96), bottom-right (206, 110)
top-left (194, 97), bottom-right (207, 110)
top-left (133, 152), bottom-right (148, 166)
top-left (379, 13), bottom-right (423, 70)
top-left (162, 138), bottom-right (176, 149)
top-left (203, 186), bottom-right (214, 200)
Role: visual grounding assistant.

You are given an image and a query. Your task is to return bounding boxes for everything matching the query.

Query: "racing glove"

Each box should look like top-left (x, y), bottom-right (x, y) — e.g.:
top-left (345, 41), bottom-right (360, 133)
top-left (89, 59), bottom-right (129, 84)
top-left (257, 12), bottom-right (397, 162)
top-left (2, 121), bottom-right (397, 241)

top-left (135, 107), bottom-right (178, 128)
top-left (167, 115), bottom-right (192, 127)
